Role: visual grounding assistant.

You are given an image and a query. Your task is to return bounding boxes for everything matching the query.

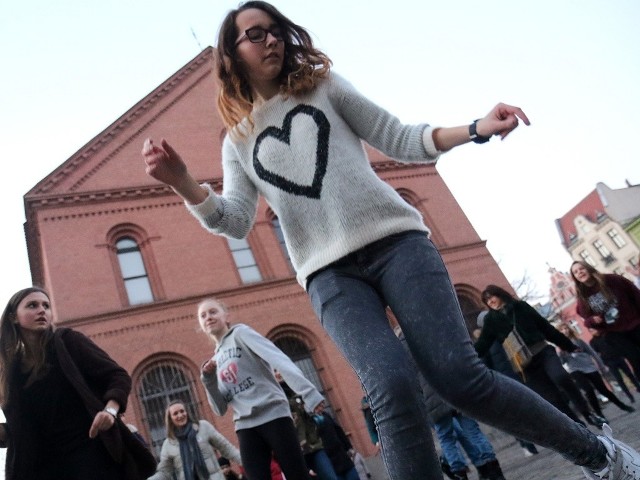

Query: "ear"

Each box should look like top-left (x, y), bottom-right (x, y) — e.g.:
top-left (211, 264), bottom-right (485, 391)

top-left (223, 54), bottom-right (234, 72)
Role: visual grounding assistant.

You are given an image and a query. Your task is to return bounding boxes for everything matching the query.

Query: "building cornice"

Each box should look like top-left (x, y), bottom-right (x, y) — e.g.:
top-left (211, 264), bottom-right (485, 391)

top-left (62, 276), bottom-right (304, 334)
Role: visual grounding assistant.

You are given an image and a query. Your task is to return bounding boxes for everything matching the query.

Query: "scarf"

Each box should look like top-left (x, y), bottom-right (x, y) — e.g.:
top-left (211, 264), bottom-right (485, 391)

top-left (175, 423), bottom-right (210, 480)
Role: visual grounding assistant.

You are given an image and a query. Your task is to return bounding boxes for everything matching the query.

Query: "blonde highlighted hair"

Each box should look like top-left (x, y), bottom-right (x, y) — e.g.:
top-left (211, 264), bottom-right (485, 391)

top-left (215, 1), bottom-right (332, 132)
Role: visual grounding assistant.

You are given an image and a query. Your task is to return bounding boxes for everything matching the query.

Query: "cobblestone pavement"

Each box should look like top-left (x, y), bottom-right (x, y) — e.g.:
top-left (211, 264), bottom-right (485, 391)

top-left (364, 398), bottom-right (640, 480)
top-left (481, 401), bottom-right (640, 480)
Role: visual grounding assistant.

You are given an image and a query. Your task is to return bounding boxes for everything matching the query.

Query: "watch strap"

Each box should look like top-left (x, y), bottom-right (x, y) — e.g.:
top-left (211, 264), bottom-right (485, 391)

top-left (469, 120), bottom-right (491, 144)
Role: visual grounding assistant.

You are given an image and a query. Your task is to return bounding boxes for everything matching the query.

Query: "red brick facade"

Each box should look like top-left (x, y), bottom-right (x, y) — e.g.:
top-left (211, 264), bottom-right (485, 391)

top-left (23, 48), bottom-right (511, 457)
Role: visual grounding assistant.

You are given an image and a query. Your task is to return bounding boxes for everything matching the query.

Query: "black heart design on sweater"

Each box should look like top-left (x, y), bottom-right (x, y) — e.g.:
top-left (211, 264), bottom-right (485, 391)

top-left (253, 104), bottom-right (330, 199)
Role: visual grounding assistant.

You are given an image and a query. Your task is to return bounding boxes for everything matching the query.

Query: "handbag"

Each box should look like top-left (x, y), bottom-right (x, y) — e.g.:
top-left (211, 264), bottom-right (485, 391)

top-left (501, 311), bottom-right (547, 380)
top-left (502, 327), bottom-right (533, 375)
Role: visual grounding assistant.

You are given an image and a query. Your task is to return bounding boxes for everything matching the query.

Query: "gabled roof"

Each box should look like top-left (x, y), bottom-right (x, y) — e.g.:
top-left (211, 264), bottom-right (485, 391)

top-left (597, 181), bottom-right (640, 226)
top-left (24, 46), bottom-right (222, 207)
top-left (555, 189), bottom-right (605, 247)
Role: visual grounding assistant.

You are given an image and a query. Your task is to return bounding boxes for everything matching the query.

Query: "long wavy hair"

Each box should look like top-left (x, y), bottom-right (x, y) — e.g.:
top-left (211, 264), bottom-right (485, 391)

top-left (570, 260), bottom-right (614, 313)
top-left (164, 400), bottom-right (195, 439)
top-left (0, 286), bottom-right (54, 407)
top-left (215, 1), bottom-right (332, 131)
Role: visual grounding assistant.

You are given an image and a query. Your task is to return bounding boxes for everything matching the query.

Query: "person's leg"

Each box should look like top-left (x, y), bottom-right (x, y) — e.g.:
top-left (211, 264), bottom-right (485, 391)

top-left (615, 356), bottom-right (640, 391)
top-left (369, 233), bottom-right (608, 469)
top-left (236, 427), bottom-right (276, 480)
top-left (539, 348), bottom-right (595, 422)
top-left (308, 257), bottom-right (442, 479)
top-left (522, 360), bottom-right (583, 423)
top-left (337, 466), bottom-right (361, 480)
top-left (606, 360), bottom-right (635, 402)
top-left (433, 414), bottom-right (470, 473)
top-left (584, 371), bottom-right (633, 411)
top-left (453, 415), bottom-right (496, 467)
top-left (262, 417), bottom-right (314, 480)
top-left (309, 233), bottom-right (607, 476)
top-left (309, 449), bottom-right (339, 480)
top-left (606, 330), bottom-right (640, 381)
top-left (571, 371), bottom-right (604, 417)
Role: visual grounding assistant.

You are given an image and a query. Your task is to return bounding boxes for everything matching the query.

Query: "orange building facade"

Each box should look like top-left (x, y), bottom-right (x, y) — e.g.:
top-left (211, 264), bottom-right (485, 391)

top-left (23, 48), bottom-right (512, 457)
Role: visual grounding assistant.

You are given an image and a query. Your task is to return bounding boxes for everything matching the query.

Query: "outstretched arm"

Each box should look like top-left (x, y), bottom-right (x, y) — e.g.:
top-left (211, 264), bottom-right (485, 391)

top-left (432, 103), bottom-right (530, 151)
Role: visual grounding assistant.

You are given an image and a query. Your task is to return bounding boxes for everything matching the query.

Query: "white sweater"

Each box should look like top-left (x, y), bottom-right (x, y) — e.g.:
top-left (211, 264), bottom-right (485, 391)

top-left (187, 72), bottom-right (440, 287)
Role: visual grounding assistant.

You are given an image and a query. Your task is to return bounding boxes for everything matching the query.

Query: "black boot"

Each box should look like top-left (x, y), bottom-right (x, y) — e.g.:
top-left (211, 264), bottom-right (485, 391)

top-left (476, 459), bottom-right (506, 480)
top-left (585, 412), bottom-right (607, 428)
top-left (451, 470), bottom-right (469, 480)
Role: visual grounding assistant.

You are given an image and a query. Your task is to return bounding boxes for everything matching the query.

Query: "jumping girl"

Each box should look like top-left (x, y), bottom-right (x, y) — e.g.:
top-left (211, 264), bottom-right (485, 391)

top-left (142, 3), bottom-right (640, 478)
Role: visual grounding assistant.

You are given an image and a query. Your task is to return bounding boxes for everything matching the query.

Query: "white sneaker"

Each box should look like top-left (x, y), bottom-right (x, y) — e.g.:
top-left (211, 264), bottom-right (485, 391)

top-left (582, 424), bottom-right (640, 479)
top-left (523, 448), bottom-right (534, 457)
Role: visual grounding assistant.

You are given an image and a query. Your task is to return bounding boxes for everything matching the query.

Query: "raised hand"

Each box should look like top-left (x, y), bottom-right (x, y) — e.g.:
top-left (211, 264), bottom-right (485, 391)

top-left (142, 138), bottom-right (208, 204)
top-left (202, 358), bottom-right (217, 375)
top-left (142, 138), bottom-right (188, 189)
top-left (476, 103), bottom-right (530, 140)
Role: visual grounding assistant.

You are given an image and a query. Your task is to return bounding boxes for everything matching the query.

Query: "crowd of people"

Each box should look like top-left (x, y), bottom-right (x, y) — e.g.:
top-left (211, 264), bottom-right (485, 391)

top-left (1, 1), bottom-right (640, 479)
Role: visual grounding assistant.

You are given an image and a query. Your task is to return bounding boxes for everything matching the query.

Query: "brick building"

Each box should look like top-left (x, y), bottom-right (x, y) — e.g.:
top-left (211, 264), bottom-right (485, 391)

top-left (23, 48), bottom-right (512, 458)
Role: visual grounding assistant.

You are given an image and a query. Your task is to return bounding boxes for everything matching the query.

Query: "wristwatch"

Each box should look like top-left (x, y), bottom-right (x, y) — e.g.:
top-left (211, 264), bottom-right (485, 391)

top-left (104, 406), bottom-right (118, 418)
top-left (469, 120), bottom-right (491, 144)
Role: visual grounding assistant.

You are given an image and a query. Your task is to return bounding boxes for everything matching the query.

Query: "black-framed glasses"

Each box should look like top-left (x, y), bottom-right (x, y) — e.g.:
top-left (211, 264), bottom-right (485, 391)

top-left (236, 26), bottom-right (284, 46)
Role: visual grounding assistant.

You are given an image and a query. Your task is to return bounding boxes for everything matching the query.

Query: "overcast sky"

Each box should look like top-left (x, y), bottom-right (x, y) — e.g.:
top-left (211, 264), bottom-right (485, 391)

top-left (2, 0), bottom-right (639, 302)
top-left (1, 0), bottom-right (640, 471)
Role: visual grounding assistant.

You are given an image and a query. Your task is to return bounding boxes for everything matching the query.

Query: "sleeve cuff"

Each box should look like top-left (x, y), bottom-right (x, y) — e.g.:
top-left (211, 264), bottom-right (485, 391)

top-left (421, 126), bottom-right (442, 159)
top-left (185, 184), bottom-right (223, 220)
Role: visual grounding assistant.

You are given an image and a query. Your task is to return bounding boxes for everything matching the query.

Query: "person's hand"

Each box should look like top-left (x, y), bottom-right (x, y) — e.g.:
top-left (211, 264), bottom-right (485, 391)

top-left (592, 315), bottom-right (604, 325)
top-left (475, 103), bottom-right (530, 141)
top-left (142, 138), bottom-right (188, 190)
top-left (202, 358), bottom-right (217, 375)
top-left (89, 410), bottom-right (116, 438)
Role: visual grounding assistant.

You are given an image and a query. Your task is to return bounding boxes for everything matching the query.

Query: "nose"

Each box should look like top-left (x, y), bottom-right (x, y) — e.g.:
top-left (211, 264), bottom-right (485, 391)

top-left (265, 32), bottom-right (278, 46)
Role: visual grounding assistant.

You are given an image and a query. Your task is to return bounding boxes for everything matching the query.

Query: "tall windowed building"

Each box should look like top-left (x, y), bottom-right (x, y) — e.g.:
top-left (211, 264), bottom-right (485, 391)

top-left (555, 181), bottom-right (640, 278)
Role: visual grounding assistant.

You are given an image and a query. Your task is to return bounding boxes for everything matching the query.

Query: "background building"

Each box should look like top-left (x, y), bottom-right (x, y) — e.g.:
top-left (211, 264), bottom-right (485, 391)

top-left (555, 181), bottom-right (640, 279)
top-left (23, 48), bottom-right (513, 458)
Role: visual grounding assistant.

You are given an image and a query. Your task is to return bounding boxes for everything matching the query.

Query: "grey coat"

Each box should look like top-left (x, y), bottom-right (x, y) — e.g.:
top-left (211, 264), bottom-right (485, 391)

top-left (148, 420), bottom-right (241, 480)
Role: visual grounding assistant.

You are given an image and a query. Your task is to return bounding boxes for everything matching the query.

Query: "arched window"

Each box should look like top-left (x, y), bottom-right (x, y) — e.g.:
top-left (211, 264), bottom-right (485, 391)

top-left (116, 237), bottom-right (154, 305)
top-left (136, 360), bottom-right (202, 457)
top-left (456, 293), bottom-right (484, 334)
top-left (227, 237), bottom-right (262, 284)
top-left (274, 337), bottom-right (331, 412)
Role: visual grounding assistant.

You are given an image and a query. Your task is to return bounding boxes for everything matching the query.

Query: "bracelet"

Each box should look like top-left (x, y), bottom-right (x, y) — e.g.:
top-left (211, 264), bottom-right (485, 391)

top-left (104, 406), bottom-right (118, 418)
top-left (469, 120), bottom-right (491, 144)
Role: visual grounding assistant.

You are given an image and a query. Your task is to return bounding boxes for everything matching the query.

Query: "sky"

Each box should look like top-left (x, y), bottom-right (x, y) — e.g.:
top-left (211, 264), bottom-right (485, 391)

top-left (1, 0), bottom-right (639, 472)
top-left (2, 1), bottom-right (640, 301)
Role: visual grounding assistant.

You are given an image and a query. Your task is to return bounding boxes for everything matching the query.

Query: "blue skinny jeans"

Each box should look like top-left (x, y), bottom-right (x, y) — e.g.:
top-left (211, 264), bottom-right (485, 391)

top-left (307, 231), bottom-right (606, 479)
top-left (434, 413), bottom-right (496, 472)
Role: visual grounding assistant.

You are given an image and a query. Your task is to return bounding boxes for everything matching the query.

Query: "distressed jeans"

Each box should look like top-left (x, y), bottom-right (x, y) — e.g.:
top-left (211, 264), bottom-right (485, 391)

top-left (307, 231), bottom-right (606, 479)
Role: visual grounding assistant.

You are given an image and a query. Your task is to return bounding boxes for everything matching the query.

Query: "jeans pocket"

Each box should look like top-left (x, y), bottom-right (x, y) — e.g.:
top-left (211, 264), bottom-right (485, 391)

top-left (307, 270), bottom-right (342, 325)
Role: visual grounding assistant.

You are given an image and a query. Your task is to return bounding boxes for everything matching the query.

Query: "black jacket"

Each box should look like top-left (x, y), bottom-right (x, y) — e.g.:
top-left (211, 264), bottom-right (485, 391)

top-left (1, 328), bottom-right (156, 480)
